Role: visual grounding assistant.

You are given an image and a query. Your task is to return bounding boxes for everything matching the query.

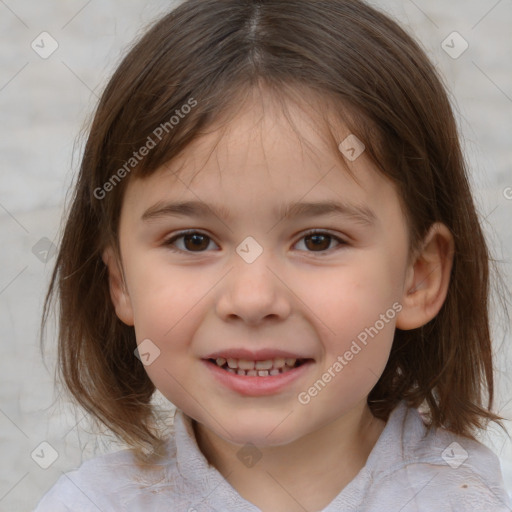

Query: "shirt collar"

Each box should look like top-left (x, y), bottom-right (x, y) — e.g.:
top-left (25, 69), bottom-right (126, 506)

top-left (173, 408), bottom-right (259, 510)
top-left (172, 401), bottom-right (417, 511)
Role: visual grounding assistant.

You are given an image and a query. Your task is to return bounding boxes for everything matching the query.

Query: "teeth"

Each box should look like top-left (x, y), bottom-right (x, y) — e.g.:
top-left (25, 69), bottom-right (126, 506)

top-left (238, 359), bottom-right (255, 370)
top-left (255, 360), bottom-right (273, 370)
top-left (273, 358), bottom-right (286, 369)
top-left (211, 356), bottom-right (306, 376)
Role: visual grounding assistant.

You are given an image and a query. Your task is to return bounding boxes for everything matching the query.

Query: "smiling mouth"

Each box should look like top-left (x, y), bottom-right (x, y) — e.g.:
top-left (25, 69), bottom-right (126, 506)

top-left (207, 357), bottom-right (310, 376)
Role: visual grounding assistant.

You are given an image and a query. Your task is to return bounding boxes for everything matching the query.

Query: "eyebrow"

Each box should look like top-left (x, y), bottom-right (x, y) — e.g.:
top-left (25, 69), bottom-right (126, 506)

top-left (141, 199), bottom-right (376, 226)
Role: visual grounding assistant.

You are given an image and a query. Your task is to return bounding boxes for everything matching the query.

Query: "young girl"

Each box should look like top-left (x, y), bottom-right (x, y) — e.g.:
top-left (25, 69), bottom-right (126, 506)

top-left (35, 0), bottom-right (511, 510)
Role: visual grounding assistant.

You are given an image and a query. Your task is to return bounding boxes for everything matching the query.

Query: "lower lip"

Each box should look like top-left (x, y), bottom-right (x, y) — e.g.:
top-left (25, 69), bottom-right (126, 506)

top-left (203, 359), bottom-right (314, 396)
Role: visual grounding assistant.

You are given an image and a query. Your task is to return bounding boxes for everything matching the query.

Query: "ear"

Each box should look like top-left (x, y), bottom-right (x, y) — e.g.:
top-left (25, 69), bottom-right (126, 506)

top-left (396, 223), bottom-right (454, 330)
top-left (102, 246), bottom-right (134, 326)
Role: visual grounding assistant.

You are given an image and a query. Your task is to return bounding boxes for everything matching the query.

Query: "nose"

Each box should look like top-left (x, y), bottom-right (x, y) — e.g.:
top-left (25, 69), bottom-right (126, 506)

top-left (215, 253), bottom-right (292, 326)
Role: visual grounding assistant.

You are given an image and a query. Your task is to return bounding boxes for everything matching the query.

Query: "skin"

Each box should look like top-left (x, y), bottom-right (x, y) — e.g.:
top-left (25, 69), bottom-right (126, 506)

top-left (103, 87), bottom-right (454, 511)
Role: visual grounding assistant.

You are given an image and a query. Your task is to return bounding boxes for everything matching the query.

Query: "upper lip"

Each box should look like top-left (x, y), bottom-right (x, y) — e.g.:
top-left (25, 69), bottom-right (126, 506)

top-left (204, 348), bottom-right (313, 361)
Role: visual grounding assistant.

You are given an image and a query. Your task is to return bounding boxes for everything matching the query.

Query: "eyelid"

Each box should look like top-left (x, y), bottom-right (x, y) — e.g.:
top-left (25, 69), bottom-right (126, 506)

top-left (162, 228), bottom-right (349, 254)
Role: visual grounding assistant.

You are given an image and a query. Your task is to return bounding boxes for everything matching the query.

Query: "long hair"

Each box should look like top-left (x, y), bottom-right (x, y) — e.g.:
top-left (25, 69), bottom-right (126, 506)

top-left (41, 0), bottom-right (505, 461)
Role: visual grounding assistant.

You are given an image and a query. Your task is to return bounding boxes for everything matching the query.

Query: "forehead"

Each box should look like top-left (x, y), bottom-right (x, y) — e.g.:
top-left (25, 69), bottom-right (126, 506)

top-left (121, 87), bottom-right (399, 225)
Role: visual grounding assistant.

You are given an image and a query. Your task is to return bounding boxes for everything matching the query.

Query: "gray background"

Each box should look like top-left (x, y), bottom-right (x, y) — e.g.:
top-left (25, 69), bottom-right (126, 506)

top-left (0, 1), bottom-right (511, 510)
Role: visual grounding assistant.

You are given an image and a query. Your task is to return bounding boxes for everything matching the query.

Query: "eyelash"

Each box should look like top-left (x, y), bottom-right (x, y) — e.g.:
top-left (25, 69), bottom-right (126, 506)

top-left (162, 229), bottom-right (348, 255)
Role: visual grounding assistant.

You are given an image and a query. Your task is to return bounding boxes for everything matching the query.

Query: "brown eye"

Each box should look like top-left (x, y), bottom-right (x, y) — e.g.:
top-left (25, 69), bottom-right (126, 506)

top-left (182, 233), bottom-right (210, 251)
top-left (295, 231), bottom-right (346, 253)
top-left (164, 230), bottom-right (346, 255)
top-left (164, 231), bottom-right (216, 252)
top-left (304, 233), bottom-right (331, 251)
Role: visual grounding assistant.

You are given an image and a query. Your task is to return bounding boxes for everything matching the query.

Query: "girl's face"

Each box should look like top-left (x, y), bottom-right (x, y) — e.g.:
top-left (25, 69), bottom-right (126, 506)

top-left (111, 91), bottom-right (412, 446)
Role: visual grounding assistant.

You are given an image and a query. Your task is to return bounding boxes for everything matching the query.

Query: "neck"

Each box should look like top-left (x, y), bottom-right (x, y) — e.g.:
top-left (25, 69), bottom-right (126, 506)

top-left (193, 401), bottom-right (386, 512)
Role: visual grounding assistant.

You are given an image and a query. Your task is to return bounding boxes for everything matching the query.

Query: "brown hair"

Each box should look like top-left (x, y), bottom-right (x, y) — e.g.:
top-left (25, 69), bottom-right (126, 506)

top-left (41, 0), bottom-right (507, 460)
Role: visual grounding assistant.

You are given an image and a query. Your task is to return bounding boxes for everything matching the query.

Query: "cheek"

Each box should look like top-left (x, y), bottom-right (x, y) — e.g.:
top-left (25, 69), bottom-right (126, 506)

top-left (126, 252), bottom-right (207, 339)
top-left (291, 256), bottom-right (400, 391)
top-left (123, 260), bottom-right (200, 387)
top-left (129, 279), bottom-right (199, 411)
top-left (294, 257), bottom-right (401, 338)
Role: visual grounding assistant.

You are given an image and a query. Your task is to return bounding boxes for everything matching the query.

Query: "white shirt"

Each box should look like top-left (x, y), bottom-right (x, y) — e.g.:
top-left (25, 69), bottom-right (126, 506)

top-left (33, 401), bottom-right (511, 511)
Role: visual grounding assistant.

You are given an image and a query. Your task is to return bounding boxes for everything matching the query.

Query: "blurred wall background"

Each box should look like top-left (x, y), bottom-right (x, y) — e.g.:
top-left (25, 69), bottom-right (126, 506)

top-left (0, 1), bottom-right (511, 510)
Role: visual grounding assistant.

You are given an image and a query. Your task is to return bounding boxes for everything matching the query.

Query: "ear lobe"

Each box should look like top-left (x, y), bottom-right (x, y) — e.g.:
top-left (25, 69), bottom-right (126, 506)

top-left (102, 246), bottom-right (134, 326)
top-left (396, 223), bottom-right (454, 330)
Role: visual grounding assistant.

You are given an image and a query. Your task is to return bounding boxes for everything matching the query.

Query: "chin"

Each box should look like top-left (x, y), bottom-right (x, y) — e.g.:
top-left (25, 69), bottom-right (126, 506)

top-left (217, 414), bottom-right (307, 447)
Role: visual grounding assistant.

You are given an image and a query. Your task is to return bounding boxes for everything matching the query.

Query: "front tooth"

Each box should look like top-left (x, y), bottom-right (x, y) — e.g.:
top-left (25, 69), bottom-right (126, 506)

top-left (269, 368), bottom-right (280, 376)
top-left (238, 359), bottom-right (255, 370)
top-left (227, 358), bottom-right (238, 369)
top-left (216, 357), bottom-right (226, 366)
top-left (255, 360), bottom-right (273, 370)
top-left (272, 358), bottom-right (286, 369)
top-left (257, 370), bottom-right (269, 376)
top-left (237, 369), bottom-right (246, 376)
top-left (247, 370), bottom-right (258, 376)
top-left (285, 358), bottom-right (296, 367)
